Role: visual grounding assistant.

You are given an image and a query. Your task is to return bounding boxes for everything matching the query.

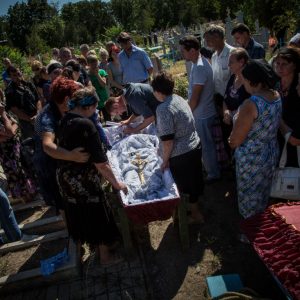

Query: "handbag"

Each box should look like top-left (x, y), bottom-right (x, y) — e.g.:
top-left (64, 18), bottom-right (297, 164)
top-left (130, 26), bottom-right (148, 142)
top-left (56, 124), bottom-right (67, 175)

top-left (270, 132), bottom-right (300, 200)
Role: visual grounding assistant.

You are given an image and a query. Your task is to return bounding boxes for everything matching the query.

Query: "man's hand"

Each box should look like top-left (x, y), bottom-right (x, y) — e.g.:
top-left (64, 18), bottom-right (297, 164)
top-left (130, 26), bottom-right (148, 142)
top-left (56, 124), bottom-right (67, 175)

top-left (120, 119), bottom-right (130, 126)
top-left (69, 147), bottom-right (90, 163)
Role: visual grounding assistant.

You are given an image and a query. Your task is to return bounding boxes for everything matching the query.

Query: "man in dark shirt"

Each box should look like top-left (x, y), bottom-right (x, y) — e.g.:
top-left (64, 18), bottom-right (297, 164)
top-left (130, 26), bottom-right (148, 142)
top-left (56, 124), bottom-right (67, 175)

top-left (5, 66), bottom-right (41, 139)
top-left (231, 23), bottom-right (265, 59)
top-left (105, 83), bottom-right (160, 134)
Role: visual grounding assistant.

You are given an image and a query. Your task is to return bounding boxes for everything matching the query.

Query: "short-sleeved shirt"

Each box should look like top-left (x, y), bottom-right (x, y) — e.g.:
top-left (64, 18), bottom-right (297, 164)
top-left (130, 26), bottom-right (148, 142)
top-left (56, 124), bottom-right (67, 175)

top-left (88, 69), bottom-right (109, 109)
top-left (5, 80), bottom-right (39, 117)
top-left (35, 102), bottom-right (60, 138)
top-left (211, 43), bottom-right (235, 96)
top-left (108, 62), bottom-right (123, 85)
top-left (156, 94), bottom-right (200, 158)
top-left (78, 66), bottom-right (90, 86)
top-left (188, 55), bottom-right (216, 119)
top-left (123, 83), bottom-right (160, 118)
top-left (246, 38), bottom-right (265, 59)
top-left (119, 45), bottom-right (153, 84)
top-left (58, 113), bottom-right (107, 165)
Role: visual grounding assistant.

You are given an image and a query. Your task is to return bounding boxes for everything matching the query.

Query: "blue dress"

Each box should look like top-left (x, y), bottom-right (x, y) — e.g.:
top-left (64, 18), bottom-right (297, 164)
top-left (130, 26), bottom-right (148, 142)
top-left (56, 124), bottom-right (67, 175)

top-left (234, 95), bottom-right (282, 218)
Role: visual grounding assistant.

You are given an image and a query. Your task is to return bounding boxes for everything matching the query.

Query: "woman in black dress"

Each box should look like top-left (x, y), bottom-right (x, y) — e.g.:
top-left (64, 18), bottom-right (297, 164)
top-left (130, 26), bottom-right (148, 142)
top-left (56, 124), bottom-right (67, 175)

top-left (56, 87), bottom-right (127, 265)
top-left (274, 47), bottom-right (300, 166)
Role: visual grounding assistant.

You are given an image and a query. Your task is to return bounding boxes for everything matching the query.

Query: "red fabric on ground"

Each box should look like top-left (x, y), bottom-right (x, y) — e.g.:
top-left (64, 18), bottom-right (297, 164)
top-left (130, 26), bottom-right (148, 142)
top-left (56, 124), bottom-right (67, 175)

top-left (123, 197), bottom-right (180, 224)
top-left (240, 202), bottom-right (300, 300)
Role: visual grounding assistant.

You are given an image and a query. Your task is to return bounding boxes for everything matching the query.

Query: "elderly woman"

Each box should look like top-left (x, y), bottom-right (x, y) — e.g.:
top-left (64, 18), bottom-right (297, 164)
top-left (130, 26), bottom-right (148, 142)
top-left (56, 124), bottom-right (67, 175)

top-left (56, 87), bottom-right (127, 265)
top-left (229, 60), bottom-right (282, 219)
top-left (34, 76), bottom-right (88, 213)
top-left (152, 72), bottom-right (204, 223)
top-left (274, 47), bottom-right (300, 166)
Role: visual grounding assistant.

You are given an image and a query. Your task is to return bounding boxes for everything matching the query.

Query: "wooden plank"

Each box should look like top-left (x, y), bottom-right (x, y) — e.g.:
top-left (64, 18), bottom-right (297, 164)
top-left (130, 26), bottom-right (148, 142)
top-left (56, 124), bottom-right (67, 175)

top-left (0, 216), bottom-right (63, 235)
top-left (0, 230), bottom-right (68, 254)
top-left (57, 282), bottom-right (69, 300)
top-left (13, 200), bottom-right (45, 212)
top-left (0, 239), bottom-right (79, 293)
top-left (46, 285), bottom-right (58, 300)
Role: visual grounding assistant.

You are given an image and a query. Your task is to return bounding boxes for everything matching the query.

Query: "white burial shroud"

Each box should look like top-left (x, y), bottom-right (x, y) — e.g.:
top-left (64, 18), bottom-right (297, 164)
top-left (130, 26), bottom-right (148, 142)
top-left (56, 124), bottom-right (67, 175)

top-left (107, 134), bottom-right (179, 205)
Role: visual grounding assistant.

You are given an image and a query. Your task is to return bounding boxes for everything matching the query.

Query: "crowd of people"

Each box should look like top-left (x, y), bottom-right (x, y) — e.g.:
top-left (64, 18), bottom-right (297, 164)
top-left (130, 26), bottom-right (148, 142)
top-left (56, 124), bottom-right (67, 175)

top-left (0, 24), bottom-right (300, 265)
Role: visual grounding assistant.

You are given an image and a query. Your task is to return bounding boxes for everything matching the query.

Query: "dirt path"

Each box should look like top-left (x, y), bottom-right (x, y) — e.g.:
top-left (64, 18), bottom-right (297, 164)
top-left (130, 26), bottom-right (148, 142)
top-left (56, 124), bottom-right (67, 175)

top-left (139, 175), bottom-right (287, 300)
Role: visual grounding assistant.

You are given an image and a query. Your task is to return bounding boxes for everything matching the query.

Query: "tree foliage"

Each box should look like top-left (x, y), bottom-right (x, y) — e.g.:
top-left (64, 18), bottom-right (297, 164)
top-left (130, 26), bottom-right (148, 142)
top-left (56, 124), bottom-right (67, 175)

top-left (1, 0), bottom-right (298, 54)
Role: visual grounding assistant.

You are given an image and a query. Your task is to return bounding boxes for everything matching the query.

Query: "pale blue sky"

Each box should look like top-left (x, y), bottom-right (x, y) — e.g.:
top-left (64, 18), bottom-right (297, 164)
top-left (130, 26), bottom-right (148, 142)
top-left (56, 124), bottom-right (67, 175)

top-left (0, 0), bottom-right (86, 16)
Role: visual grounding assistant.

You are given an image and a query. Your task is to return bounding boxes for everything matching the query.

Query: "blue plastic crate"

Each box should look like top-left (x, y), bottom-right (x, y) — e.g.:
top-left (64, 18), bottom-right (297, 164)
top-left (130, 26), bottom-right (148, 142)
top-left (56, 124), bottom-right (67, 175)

top-left (206, 274), bottom-right (244, 298)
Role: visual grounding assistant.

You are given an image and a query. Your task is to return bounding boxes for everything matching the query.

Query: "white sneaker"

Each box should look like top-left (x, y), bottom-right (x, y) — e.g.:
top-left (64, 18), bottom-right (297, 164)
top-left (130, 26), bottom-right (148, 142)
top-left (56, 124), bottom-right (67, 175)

top-left (21, 234), bottom-right (39, 242)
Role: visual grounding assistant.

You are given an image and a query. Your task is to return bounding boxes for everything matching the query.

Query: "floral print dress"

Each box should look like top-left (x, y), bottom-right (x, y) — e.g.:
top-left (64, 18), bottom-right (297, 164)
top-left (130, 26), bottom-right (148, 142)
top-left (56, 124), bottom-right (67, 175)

top-left (234, 95), bottom-right (282, 219)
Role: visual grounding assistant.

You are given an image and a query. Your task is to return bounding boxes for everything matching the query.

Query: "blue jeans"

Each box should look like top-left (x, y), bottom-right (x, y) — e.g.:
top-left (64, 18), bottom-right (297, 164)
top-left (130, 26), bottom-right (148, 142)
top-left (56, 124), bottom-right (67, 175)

top-left (0, 188), bottom-right (22, 243)
top-left (195, 114), bottom-right (220, 179)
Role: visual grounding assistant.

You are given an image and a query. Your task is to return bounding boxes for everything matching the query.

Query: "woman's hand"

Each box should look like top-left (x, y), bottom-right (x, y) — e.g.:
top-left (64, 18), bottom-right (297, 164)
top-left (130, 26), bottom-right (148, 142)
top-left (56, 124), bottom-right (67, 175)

top-left (161, 160), bottom-right (169, 171)
top-left (223, 110), bottom-right (232, 125)
top-left (114, 181), bottom-right (128, 195)
top-left (289, 136), bottom-right (300, 146)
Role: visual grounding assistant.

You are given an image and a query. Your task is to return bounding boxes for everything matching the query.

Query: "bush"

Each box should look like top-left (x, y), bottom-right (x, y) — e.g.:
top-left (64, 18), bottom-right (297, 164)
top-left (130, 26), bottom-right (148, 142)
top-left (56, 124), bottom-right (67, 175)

top-left (174, 76), bottom-right (188, 99)
top-left (0, 45), bottom-right (31, 85)
top-left (104, 26), bottom-right (123, 42)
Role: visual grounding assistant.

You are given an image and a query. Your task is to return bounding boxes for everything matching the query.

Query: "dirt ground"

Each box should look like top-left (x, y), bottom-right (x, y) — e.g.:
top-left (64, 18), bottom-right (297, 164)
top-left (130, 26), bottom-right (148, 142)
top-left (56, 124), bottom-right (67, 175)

top-left (138, 173), bottom-right (288, 300)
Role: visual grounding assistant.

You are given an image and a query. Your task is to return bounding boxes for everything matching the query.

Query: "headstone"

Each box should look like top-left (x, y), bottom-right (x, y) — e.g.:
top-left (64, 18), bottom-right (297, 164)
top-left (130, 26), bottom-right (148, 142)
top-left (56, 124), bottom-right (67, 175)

top-left (225, 15), bottom-right (234, 46)
top-left (236, 10), bottom-right (244, 24)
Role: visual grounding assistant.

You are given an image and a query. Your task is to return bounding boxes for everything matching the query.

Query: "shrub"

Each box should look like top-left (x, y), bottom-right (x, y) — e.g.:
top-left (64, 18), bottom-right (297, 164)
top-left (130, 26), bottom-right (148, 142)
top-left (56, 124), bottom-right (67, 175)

top-left (174, 76), bottom-right (188, 99)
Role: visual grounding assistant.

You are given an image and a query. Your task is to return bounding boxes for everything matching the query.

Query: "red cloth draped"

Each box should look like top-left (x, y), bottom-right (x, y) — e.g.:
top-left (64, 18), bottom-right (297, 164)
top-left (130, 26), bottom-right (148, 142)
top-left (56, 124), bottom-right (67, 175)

top-left (123, 197), bottom-right (180, 224)
top-left (240, 202), bottom-right (300, 299)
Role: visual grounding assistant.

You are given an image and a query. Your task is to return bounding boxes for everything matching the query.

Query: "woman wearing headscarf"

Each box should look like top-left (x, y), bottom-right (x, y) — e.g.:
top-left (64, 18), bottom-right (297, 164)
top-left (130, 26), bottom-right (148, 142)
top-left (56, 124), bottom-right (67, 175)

top-left (56, 86), bottom-right (127, 265)
top-left (229, 60), bottom-right (282, 219)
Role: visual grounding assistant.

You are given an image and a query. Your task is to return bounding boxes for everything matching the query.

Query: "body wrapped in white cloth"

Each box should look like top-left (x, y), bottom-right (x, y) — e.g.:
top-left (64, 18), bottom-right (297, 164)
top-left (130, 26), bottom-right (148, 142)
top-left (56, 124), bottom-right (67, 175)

top-left (107, 134), bottom-right (178, 205)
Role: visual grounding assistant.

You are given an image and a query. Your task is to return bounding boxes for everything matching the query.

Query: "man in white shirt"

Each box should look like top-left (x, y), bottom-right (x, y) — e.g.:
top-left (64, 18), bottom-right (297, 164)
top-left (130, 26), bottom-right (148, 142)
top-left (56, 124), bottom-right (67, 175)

top-left (179, 36), bottom-right (220, 183)
top-left (204, 25), bottom-right (234, 109)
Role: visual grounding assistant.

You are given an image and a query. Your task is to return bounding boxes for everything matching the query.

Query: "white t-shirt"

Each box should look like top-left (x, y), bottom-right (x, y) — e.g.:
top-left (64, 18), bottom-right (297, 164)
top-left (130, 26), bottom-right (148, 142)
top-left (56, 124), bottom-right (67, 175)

top-left (188, 55), bottom-right (216, 119)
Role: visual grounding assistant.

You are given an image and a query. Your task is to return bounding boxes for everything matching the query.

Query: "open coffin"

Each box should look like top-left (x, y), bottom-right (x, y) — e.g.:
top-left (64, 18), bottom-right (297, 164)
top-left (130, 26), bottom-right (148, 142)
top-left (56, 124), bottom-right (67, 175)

top-left (240, 202), bottom-right (300, 299)
top-left (106, 132), bottom-right (180, 224)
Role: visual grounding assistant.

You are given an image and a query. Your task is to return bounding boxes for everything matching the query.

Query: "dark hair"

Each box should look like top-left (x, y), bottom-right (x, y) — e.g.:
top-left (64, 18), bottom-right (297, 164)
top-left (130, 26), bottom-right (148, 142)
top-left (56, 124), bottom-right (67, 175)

top-left (70, 87), bottom-right (99, 109)
top-left (231, 23), bottom-right (250, 35)
top-left (65, 59), bottom-right (81, 72)
top-left (105, 97), bottom-right (119, 113)
top-left (179, 36), bottom-right (200, 51)
top-left (50, 76), bottom-right (80, 104)
top-left (200, 47), bottom-right (214, 60)
top-left (61, 67), bottom-right (74, 79)
top-left (275, 47), bottom-right (300, 74)
top-left (151, 71), bottom-right (174, 96)
top-left (242, 59), bottom-right (279, 88)
top-left (230, 47), bottom-right (249, 64)
top-left (6, 65), bottom-right (18, 75)
top-left (204, 25), bottom-right (225, 39)
top-left (117, 32), bottom-right (131, 43)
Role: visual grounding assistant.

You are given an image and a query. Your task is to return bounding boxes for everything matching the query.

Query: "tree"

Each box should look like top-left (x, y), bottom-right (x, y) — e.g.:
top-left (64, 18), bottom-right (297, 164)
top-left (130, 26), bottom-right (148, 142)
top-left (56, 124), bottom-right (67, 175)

top-left (6, 0), bottom-right (57, 52)
top-left (61, 0), bottom-right (115, 44)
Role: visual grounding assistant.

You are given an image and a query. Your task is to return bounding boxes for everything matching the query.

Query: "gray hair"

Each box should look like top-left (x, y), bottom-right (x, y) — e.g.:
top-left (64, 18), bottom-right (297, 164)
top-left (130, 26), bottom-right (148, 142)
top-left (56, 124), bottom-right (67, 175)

top-left (204, 25), bottom-right (225, 39)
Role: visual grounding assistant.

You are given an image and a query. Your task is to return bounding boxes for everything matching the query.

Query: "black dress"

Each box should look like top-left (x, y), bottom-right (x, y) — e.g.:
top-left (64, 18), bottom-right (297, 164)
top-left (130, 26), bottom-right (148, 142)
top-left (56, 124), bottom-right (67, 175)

top-left (279, 77), bottom-right (300, 167)
top-left (56, 113), bottom-right (119, 245)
